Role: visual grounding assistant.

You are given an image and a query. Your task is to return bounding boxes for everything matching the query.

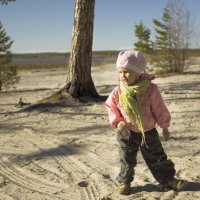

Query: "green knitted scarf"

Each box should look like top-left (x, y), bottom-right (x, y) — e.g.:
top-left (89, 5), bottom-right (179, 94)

top-left (119, 80), bottom-right (150, 146)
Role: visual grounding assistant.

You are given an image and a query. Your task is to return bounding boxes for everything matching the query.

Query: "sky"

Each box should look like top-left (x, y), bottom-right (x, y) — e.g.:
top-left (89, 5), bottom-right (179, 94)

top-left (0, 0), bottom-right (200, 53)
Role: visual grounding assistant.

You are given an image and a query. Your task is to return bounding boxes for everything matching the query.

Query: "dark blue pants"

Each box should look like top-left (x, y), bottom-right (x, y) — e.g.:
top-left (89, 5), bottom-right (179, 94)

top-left (116, 128), bottom-right (175, 184)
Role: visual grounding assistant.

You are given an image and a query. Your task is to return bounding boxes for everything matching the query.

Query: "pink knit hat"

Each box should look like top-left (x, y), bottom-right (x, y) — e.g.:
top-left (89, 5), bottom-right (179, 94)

top-left (116, 50), bottom-right (147, 74)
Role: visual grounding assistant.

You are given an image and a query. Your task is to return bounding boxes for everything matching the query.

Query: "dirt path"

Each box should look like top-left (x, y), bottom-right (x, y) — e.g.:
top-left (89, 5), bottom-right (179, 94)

top-left (0, 63), bottom-right (200, 200)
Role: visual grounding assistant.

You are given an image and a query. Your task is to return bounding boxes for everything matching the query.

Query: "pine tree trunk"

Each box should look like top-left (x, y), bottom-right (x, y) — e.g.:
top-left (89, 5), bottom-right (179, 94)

top-left (63, 0), bottom-right (99, 99)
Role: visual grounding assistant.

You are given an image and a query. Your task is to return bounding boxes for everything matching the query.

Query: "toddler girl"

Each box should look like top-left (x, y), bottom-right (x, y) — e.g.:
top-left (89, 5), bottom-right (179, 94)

top-left (105, 50), bottom-right (185, 195)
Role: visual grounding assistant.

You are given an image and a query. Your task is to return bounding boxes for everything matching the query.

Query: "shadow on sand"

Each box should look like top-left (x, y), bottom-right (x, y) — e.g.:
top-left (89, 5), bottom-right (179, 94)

top-left (129, 181), bottom-right (200, 194)
top-left (11, 143), bottom-right (84, 164)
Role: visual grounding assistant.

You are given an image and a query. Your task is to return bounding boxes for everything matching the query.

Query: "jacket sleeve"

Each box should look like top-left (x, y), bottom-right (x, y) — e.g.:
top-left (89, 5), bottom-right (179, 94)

top-left (104, 88), bottom-right (124, 128)
top-left (150, 84), bottom-right (171, 129)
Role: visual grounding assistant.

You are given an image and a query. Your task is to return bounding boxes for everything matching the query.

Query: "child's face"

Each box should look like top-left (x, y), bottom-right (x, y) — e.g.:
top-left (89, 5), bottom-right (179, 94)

top-left (118, 67), bottom-right (140, 85)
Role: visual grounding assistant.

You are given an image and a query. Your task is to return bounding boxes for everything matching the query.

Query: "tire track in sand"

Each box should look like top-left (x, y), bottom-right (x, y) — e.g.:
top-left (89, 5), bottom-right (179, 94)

top-left (0, 128), bottom-right (117, 199)
top-left (0, 157), bottom-right (77, 200)
top-left (0, 193), bottom-right (15, 200)
top-left (19, 128), bottom-right (109, 200)
top-left (0, 131), bottom-right (82, 199)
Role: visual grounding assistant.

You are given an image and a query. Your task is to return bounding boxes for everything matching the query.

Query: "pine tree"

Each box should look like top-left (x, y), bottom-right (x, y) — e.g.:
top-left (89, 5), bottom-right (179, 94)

top-left (153, 8), bottom-right (171, 50)
top-left (0, 0), bottom-right (15, 4)
top-left (0, 21), bottom-right (19, 91)
top-left (152, 6), bottom-right (174, 73)
top-left (134, 21), bottom-right (153, 54)
top-left (62, 0), bottom-right (99, 100)
top-left (152, 0), bottom-right (194, 73)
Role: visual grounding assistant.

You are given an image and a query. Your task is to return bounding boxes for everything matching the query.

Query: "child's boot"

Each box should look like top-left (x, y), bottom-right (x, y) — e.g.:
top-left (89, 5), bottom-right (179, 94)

top-left (167, 178), bottom-right (185, 191)
top-left (118, 182), bottom-right (131, 195)
top-left (162, 178), bottom-right (185, 191)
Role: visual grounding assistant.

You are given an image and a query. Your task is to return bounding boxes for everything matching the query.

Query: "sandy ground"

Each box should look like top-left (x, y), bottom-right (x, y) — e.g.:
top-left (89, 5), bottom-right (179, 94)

top-left (0, 61), bottom-right (200, 200)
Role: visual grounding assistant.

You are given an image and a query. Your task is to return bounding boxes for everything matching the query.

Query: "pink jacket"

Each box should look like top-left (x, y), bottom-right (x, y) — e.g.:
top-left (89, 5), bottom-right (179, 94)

top-left (105, 73), bottom-right (171, 132)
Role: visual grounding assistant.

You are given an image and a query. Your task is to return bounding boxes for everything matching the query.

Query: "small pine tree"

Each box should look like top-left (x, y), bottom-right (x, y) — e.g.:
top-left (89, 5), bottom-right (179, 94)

top-left (152, 0), bottom-right (194, 74)
top-left (0, 21), bottom-right (19, 91)
top-left (152, 7), bottom-right (173, 73)
top-left (134, 20), bottom-right (153, 54)
top-left (153, 8), bottom-right (171, 50)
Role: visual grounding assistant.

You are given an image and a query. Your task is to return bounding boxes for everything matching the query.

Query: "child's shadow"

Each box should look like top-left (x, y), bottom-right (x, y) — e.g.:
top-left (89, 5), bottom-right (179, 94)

top-left (183, 181), bottom-right (200, 191)
top-left (130, 184), bottom-right (159, 194)
top-left (130, 181), bottom-right (200, 194)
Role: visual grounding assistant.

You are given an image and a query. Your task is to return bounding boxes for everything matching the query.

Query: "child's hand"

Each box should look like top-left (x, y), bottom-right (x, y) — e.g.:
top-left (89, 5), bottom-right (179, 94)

top-left (162, 128), bottom-right (170, 141)
top-left (117, 121), bottom-right (126, 131)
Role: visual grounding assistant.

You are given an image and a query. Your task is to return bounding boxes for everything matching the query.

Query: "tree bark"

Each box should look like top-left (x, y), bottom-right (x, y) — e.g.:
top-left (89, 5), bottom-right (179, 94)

top-left (63, 0), bottom-right (99, 99)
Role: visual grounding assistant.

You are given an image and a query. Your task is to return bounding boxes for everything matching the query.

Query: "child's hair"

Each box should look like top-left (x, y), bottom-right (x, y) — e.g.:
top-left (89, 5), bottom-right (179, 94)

top-left (116, 50), bottom-right (146, 75)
